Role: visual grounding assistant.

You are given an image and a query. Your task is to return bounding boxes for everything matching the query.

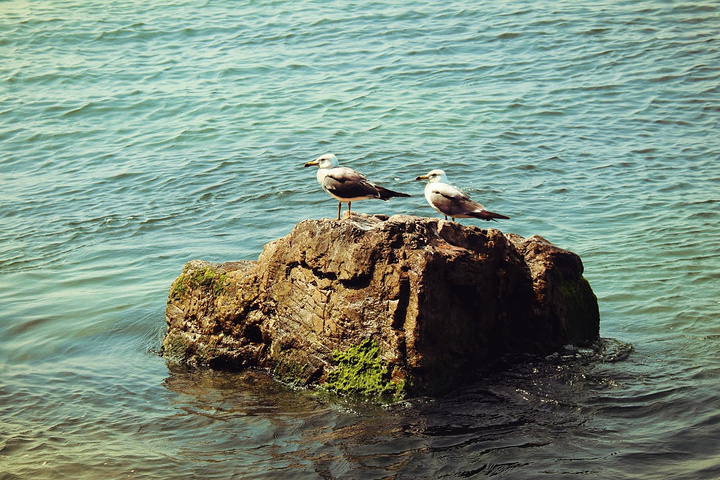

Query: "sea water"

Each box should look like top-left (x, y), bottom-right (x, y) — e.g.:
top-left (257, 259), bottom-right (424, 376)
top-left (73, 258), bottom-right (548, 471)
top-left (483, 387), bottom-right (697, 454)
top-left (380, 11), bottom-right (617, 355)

top-left (1, 1), bottom-right (719, 478)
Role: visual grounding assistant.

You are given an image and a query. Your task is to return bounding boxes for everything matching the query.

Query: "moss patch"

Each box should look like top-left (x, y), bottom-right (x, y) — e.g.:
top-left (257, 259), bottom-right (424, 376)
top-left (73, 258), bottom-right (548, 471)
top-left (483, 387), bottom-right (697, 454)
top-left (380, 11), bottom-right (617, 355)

top-left (325, 339), bottom-right (407, 401)
top-left (162, 332), bottom-right (190, 361)
top-left (170, 274), bottom-right (188, 301)
top-left (273, 358), bottom-right (311, 385)
top-left (191, 267), bottom-right (226, 295)
top-left (559, 275), bottom-right (600, 345)
top-left (170, 266), bottom-right (227, 302)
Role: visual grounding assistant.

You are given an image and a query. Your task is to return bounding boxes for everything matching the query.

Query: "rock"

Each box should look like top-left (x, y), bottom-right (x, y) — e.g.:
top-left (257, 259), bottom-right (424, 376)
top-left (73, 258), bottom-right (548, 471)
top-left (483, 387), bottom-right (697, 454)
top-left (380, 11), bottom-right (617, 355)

top-left (162, 214), bottom-right (600, 399)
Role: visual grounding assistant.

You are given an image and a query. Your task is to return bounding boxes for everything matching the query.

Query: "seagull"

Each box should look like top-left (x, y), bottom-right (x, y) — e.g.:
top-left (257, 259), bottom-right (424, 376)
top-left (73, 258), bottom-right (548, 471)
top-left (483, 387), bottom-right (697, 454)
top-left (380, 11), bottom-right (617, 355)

top-left (304, 153), bottom-right (410, 220)
top-left (415, 169), bottom-right (509, 222)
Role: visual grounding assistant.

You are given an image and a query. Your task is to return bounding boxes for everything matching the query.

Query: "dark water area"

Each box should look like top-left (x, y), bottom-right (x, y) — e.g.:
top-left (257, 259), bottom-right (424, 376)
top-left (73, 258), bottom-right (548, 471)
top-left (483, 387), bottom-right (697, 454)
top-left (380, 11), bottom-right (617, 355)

top-left (2, 0), bottom-right (719, 478)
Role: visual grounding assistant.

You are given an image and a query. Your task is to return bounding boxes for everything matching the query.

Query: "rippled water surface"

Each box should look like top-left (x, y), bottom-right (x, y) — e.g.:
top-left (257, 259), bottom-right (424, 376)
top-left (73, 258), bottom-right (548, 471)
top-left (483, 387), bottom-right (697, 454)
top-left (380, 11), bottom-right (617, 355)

top-left (1, 1), bottom-right (719, 478)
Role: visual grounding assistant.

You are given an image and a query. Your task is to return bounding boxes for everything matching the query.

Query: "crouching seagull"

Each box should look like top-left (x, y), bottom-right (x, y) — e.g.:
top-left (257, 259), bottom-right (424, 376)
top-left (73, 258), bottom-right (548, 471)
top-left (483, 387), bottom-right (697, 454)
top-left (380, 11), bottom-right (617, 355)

top-left (415, 169), bottom-right (509, 222)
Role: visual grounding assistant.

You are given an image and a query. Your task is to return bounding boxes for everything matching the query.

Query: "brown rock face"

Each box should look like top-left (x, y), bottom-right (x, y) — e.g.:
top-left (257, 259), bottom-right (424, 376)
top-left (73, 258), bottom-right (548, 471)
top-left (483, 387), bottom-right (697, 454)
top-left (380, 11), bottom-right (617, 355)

top-left (162, 214), bottom-right (599, 396)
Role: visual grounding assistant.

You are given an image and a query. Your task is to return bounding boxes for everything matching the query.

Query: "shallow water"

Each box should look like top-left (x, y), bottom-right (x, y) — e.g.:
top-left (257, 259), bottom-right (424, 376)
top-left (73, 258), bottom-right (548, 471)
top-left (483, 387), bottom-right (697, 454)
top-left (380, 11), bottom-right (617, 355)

top-left (1, 0), bottom-right (719, 478)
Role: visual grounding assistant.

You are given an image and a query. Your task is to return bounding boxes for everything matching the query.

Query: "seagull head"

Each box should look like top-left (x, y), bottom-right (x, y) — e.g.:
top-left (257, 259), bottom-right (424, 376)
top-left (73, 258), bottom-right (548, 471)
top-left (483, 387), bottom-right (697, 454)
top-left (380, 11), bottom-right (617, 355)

top-left (415, 169), bottom-right (448, 184)
top-left (304, 153), bottom-right (339, 169)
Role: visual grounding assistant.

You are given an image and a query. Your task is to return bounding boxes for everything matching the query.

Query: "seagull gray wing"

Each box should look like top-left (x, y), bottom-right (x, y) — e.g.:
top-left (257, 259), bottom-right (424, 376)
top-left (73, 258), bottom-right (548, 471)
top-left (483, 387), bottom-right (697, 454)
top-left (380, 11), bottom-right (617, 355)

top-left (429, 183), bottom-right (484, 216)
top-left (322, 166), bottom-right (380, 200)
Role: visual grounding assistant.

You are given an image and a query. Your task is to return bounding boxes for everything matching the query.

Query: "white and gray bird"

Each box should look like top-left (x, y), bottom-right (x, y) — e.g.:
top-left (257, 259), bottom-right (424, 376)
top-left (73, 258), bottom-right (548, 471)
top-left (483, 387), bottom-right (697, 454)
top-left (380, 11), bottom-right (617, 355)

top-left (304, 153), bottom-right (410, 220)
top-left (415, 169), bottom-right (509, 222)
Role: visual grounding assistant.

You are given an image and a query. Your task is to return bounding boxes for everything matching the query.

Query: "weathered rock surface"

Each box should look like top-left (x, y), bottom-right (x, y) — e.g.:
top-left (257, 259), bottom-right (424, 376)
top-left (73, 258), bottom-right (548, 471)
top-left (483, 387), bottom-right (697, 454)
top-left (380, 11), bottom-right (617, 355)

top-left (162, 214), bottom-right (599, 397)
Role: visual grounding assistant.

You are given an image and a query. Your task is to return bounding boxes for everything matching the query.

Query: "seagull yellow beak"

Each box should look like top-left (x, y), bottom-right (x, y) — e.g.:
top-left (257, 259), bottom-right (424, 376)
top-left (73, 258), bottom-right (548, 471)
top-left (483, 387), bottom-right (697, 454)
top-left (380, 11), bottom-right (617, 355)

top-left (415, 175), bottom-right (428, 181)
top-left (304, 159), bottom-right (319, 168)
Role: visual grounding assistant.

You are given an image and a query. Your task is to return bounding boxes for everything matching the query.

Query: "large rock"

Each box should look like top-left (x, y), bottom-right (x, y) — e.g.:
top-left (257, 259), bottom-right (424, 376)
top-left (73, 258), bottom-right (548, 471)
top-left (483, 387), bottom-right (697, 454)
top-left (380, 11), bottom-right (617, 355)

top-left (162, 214), bottom-right (599, 398)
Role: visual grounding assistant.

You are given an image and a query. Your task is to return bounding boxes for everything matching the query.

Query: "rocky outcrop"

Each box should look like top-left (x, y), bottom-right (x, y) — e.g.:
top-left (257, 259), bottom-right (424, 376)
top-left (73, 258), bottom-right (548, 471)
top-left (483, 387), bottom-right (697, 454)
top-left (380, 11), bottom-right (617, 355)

top-left (162, 214), bottom-right (599, 398)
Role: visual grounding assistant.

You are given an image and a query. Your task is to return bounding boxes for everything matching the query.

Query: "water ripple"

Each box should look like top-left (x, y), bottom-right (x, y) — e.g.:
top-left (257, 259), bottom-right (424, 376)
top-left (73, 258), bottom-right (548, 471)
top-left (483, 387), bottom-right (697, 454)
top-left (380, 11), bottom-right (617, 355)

top-left (2, 0), bottom-right (720, 478)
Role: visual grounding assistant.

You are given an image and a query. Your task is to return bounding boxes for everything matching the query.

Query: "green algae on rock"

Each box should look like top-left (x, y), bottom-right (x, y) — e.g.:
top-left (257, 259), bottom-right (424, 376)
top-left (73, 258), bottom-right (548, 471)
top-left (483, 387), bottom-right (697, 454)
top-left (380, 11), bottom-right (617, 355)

top-left (170, 264), bottom-right (227, 302)
top-left (325, 339), bottom-right (408, 401)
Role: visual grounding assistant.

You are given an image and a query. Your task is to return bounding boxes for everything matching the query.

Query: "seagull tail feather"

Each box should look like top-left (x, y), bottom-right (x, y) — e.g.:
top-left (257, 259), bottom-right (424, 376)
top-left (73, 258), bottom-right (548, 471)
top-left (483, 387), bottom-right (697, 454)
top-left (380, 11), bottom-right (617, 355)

top-left (468, 210), bottom-right (510, 221)
top-left (376, 186), bottom-right (411, 200)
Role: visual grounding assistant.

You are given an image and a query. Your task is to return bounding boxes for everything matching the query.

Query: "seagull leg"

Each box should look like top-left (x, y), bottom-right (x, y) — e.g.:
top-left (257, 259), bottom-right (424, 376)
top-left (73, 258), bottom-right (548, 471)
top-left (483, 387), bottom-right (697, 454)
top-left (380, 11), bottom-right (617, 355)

top-left (345, 201), bottom-right (352, 219)
top-left (337, 202), bottom-right (342, 220)
top-left (443, 215), bottom-right (448, 220)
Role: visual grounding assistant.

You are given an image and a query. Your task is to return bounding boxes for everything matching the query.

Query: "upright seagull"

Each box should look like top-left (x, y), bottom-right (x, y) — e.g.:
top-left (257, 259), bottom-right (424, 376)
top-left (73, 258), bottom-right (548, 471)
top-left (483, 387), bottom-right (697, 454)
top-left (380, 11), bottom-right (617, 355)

top-left (415, 169), bottom-right (509, 222)
top-left (304, 153), bottom-right (410, 220)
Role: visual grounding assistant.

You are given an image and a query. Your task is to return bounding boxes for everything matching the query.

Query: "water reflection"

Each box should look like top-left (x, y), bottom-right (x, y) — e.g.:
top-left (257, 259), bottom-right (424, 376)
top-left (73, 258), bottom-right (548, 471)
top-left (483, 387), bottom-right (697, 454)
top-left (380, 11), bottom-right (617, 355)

top-left (159, 341), bottom-right (632, 478)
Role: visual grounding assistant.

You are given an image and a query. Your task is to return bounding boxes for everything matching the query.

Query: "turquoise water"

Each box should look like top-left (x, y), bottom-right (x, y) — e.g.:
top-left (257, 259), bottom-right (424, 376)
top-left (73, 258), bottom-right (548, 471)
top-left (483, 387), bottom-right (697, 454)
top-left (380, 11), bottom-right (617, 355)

top-left (2, 0), bottom-right (719, 478)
